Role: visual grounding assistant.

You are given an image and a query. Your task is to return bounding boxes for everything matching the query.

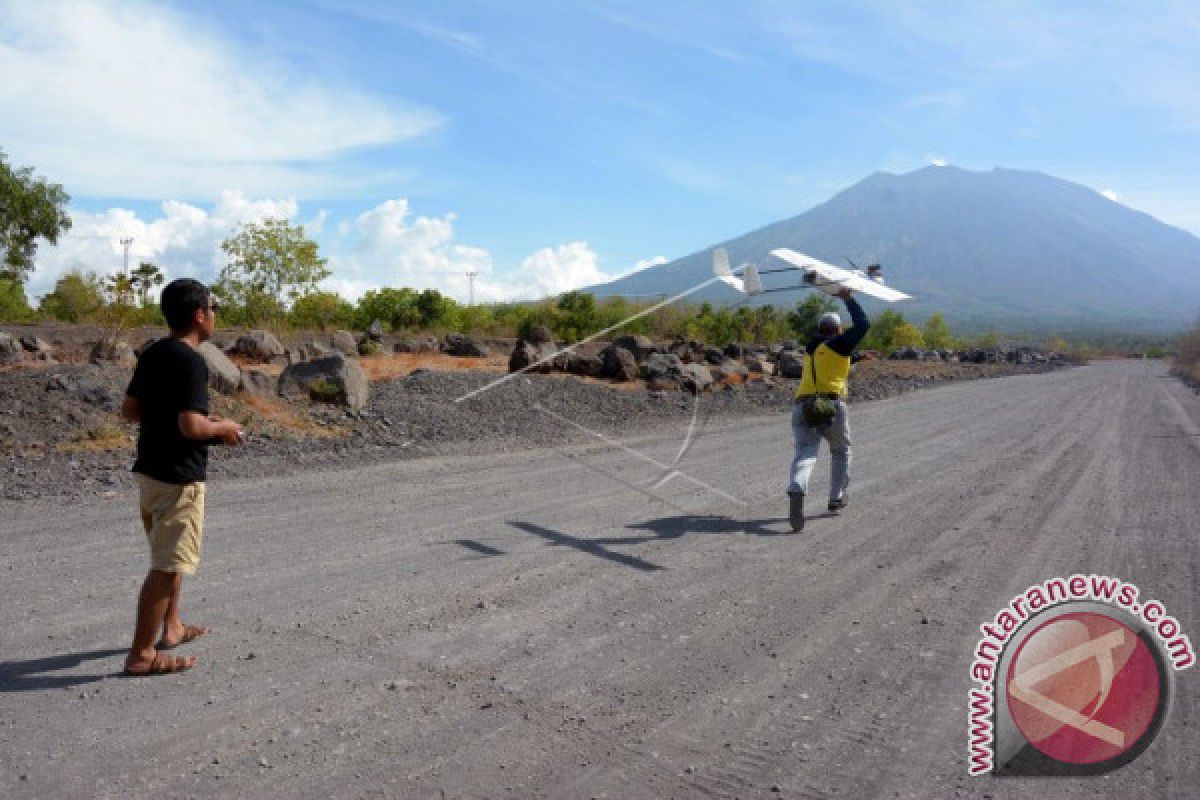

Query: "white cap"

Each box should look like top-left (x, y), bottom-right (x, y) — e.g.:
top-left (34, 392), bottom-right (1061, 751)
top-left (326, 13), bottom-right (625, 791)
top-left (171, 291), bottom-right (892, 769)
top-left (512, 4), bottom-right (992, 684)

top-left (818, 312), bottom-right (842, 332)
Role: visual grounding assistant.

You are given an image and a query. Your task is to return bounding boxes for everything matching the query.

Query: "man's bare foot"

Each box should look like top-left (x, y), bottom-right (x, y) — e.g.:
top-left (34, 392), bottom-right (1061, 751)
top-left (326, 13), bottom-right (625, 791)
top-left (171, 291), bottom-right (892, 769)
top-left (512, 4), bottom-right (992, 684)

top-left (158, 623), bottom-right (208, 650)
top-left (123, 651), bottom-right (196, 677)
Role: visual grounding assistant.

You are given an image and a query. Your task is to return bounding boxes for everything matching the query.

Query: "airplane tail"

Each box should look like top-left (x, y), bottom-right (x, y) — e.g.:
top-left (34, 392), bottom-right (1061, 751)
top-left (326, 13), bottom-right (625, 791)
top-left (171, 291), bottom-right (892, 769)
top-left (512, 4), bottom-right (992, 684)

top-left (713, 248), bottom-right (763, 295)
top-left (713, 247), bottom-right (732, 277)
top-left (744, 265), bottom-right (763, 294)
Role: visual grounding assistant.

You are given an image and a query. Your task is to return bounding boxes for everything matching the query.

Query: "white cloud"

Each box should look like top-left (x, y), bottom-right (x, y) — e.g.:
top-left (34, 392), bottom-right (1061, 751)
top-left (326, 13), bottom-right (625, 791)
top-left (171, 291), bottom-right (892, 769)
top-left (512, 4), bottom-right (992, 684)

top-left (28, 191), bottom-right (300, 299)
top-left (1100, 189), bottom-right (1120, 202)
top-left (0, 0), bottom-right (443, 198)
top-left (31, 194), bottom-right (633, 306)
top-left (510, 242), bottom-right (614, 298)
top-left (326, 199), bottom-right (497, 303)
top-left (928, 156), bottom-right (949, 167)
top-left (327, 201), bottom-right (631, 303)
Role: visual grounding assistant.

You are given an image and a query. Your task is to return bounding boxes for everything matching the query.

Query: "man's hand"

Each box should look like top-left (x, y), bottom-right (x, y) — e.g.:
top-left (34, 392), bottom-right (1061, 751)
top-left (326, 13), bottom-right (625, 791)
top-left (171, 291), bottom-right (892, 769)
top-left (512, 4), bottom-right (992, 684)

top-left (837, 288), bottom-right (854, 300)
top-left (215, 419), bottom-right (245, 446)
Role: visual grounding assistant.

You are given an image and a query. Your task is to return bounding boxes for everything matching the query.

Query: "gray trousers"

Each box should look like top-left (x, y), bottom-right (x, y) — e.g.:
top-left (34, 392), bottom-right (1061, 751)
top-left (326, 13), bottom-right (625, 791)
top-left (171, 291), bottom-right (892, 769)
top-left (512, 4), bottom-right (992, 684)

top-left (788, 400), bottom-right (851, 500)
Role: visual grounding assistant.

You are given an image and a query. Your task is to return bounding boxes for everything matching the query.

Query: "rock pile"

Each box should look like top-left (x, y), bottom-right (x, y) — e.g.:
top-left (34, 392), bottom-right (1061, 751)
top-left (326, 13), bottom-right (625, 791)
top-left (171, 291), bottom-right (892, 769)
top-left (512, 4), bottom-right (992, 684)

top-left (508, 334), bottom-right (804, 392)
top-left (505, 333), bottom-right (1073, 395)
top-left (888, 346), bottom-right (1064, 364)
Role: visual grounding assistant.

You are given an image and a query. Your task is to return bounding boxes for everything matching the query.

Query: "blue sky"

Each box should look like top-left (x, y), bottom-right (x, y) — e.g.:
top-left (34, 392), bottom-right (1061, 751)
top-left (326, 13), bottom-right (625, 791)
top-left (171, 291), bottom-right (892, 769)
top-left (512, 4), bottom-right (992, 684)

top-left (3, 0), bottom-right (1199, 302)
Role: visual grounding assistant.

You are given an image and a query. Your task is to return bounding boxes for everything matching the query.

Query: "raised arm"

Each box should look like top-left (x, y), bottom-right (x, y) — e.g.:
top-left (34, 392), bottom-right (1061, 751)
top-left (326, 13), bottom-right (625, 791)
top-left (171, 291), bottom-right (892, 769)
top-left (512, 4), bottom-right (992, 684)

top-left (825, 293), bottom-right (870, 356)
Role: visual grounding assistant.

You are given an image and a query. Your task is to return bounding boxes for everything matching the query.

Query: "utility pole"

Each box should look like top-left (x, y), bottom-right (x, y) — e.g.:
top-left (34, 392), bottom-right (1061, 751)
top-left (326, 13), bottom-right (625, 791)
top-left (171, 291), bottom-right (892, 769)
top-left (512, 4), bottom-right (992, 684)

top-left (465, 270), bottom-right (477, 306)
top-left (119, 237), bottom-right (134, 278)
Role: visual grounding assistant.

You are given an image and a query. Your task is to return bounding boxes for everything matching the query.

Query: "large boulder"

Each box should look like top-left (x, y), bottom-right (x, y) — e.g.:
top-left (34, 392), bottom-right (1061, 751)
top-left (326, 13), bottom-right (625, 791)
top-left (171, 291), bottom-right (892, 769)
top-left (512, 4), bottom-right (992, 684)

top-left (565, 352), bottom-right (605, 377)
top-left (745, 355), bottom-right (771, 374)
top-left (443, 332), bottom-right (491, 357)
top-left (642, 352), bottom-right (684, 383)
top-left (232, 330), bottom-right (285, 363)
top-left (196, 342), bottom-right (241, 394)
top-left (278, 353), bottom-right (368, 410)
top-left (0, 332), bottom-right (25, 364)
top-left (19, 335), bottom-right (53, 356)
top-left (331, 330), bottom-right (358, 357)
top-left (527, 325), bottom-right (555, 345)
top-left (668, 339), bottom-right (706, 364)
top-left (508, 340), bottom-right (559, 373)
top-left (679, 363), bottom-right (714, 394)
top-left (612, 334), bottom-right (657, 362)
top-left (395, 335), bottom-right (440, 354)
top-left (508, 341), bottom-right (539, 372)
top-left (777, 350), bottom-right (805, 379)
top-left (601, 345), bottom-right (639, 382)
top-left (724, 342), bottom-right (750, 360)
top-left (302, 341), bottom-right (336, 360)
top-left (366, 319), bottom-right (384, 342)
top-left (240, 368), bottom-right (274, 395)
top-left (89, 339), bottom-right (136, 367)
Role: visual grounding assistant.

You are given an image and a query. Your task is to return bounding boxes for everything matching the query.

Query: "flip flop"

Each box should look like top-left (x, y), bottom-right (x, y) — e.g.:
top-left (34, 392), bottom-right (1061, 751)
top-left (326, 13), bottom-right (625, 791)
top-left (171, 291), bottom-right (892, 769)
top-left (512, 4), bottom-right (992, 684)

top-left (156, 624), bottom-right (208, 650)
top-left (122, 651), bottom-right (195, 677)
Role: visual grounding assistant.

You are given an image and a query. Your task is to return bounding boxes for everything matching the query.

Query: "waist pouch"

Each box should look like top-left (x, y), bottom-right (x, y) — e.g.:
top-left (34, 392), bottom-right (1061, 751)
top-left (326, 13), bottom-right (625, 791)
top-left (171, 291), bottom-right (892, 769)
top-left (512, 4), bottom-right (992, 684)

top-left (801, 395), bottom-right (839, 426)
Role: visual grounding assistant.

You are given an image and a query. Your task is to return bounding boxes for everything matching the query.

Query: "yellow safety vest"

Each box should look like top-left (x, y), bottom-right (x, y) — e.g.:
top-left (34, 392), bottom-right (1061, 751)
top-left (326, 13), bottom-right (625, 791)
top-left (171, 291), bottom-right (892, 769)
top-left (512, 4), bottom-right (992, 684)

top-left (795, 343), bottom-right (851, 398)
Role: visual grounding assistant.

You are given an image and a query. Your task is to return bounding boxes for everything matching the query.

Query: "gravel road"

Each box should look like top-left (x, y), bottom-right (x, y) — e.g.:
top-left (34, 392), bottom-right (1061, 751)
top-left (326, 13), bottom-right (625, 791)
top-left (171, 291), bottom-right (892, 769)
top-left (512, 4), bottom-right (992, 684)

top-left (1, 360), bottom-right (1196, 799)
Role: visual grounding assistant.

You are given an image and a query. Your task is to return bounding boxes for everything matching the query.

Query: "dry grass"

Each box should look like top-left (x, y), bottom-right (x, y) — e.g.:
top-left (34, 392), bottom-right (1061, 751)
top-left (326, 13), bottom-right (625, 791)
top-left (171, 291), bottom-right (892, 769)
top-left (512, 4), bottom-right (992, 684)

top-left (358, 352), bottom-right (507, 382)
top-left (217, 392), bottom-right (347, 439)
top-left (228, 354), bottom-right (284, 376)
top-left (62, 421), bottom-right (133, 452)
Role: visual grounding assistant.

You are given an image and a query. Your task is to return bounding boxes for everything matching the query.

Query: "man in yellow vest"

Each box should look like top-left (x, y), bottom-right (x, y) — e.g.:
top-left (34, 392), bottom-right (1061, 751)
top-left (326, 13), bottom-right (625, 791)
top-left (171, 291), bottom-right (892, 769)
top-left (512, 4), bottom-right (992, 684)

top-left (788, 289), bottom-right (870, 532)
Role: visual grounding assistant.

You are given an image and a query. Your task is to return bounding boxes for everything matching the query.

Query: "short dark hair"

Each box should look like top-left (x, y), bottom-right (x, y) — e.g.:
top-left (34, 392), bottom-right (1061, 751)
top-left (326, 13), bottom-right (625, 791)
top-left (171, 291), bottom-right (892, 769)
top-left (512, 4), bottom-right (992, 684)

top-left (161, 278), bottom-right (210, 332)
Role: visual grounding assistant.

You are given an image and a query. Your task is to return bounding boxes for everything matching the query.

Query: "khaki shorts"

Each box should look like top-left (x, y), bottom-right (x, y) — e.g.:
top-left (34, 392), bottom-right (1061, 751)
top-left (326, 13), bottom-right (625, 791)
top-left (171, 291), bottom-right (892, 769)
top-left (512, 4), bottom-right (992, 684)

top-left (135, 474), bottom-right (206, 575)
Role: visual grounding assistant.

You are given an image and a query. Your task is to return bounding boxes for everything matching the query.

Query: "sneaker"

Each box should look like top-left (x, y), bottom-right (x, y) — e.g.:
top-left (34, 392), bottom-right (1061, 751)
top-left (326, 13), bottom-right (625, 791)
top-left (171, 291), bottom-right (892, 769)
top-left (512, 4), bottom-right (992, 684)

top-left (828, 495), bottom-right (848, 514)
top-left (789, 493), bottom-right (805, 532)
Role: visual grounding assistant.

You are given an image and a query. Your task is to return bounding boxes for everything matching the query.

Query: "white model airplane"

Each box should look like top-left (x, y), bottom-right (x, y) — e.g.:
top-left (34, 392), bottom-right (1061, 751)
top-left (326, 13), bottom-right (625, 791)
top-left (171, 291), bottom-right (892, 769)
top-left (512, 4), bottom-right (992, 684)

top-left (713, 247), bottom-right (911, 303)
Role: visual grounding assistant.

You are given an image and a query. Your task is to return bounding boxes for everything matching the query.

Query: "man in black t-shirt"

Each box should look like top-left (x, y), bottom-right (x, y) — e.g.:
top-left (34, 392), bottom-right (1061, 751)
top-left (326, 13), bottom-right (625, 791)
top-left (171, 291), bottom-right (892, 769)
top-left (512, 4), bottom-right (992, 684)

top-left (120, 278), bottom-right (244, 676)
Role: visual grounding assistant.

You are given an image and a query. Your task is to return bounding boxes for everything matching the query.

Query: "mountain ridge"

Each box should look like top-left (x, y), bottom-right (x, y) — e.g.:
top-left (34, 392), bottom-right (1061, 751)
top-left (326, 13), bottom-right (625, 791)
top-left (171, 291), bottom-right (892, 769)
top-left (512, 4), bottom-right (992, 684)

top-left (588, 166), bottom-right (1200, 332)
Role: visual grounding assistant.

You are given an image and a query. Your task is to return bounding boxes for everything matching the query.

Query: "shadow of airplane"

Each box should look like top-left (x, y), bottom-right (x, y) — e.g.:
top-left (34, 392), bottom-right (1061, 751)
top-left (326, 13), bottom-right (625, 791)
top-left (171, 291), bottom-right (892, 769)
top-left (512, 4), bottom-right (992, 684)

top-left (0, 648), bottom-right (126, 693)
top-left (507, 520), bottom-right (665, 572)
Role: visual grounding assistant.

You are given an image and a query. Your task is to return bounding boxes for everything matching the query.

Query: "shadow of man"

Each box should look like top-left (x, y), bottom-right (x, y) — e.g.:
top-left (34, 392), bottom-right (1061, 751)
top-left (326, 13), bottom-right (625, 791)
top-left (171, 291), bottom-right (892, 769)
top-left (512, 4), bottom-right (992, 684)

top-left (624, 515), bottom-right (791, 540)
top-left (0, 648), bottom-right (127, 692)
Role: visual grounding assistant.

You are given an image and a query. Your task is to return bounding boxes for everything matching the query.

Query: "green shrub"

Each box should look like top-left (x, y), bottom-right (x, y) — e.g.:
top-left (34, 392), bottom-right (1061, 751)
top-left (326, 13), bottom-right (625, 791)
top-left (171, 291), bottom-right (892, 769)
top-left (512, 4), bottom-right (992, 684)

top-left (0, 278), bottom-right (32, 321)
top-left (308, 378), bottom-right (343, 403)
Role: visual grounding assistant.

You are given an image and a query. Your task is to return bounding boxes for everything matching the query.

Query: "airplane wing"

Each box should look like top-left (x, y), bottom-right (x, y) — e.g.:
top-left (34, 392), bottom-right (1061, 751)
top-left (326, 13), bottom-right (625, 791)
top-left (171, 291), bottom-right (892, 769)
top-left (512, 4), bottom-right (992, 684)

top-left (770, 248), bottom-right (911, 302)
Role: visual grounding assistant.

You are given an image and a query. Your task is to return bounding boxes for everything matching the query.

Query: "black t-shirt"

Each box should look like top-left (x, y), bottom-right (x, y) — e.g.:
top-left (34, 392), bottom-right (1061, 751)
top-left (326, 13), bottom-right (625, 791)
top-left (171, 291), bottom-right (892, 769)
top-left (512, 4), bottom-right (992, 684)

top-left (126, 337), bottom-right (211, 484)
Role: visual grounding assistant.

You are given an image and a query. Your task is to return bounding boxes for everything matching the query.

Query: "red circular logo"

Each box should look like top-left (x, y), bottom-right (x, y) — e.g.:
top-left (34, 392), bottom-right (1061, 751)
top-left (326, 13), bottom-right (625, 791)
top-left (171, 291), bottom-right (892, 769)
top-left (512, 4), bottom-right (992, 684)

top-left (1006, 611), bottom-right (1161, 764)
